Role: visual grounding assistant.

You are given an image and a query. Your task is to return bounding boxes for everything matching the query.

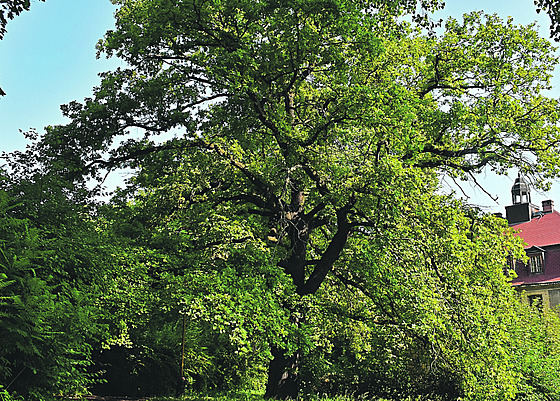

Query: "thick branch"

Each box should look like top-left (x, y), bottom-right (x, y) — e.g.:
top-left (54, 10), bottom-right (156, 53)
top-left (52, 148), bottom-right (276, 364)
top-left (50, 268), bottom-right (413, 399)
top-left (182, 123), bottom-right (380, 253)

top-left (81, 142), bottom-right (191, 175)
top-left (199, 139), bottom-right (276, 200)
top-left (298, 207), bottom-right (351, 295)
top-left (216, 193), bottom-right (267, 209)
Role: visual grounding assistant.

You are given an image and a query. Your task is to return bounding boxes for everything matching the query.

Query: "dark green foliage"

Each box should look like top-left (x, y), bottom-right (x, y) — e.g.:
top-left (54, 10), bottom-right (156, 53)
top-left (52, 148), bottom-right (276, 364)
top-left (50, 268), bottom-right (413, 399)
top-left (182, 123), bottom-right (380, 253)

top-left (0, 173), bottom-right (110, 400)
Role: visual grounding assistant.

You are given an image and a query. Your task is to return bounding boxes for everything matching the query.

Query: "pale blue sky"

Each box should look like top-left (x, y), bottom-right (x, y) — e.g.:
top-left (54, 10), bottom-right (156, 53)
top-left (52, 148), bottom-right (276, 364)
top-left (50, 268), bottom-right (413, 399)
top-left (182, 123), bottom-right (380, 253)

top-left (0, 0), bottom-right (120, 152)
top-left (0, 0), bottom-right (557, 211)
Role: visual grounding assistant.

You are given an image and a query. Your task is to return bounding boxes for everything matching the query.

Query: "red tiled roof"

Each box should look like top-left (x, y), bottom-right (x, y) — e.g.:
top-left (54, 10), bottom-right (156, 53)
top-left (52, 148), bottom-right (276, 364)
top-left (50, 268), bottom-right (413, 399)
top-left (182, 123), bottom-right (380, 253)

top-left (512, 276), bottom-right (560, 286)
top-left (510, 210), bottom-right (560, 248)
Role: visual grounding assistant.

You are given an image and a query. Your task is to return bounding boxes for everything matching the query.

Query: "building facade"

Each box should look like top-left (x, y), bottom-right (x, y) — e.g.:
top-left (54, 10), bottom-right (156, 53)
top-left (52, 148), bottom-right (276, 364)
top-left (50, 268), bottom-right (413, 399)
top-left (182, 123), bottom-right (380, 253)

top-left (505, 176), bottom-right (560, 308)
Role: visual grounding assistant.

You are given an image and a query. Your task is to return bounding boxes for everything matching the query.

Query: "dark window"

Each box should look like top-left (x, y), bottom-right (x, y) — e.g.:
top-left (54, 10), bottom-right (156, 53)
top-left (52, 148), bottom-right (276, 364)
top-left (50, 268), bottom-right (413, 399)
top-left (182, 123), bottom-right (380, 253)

top-left (505, 257), bottom-right (516, 276)
top-left (528, 294), bottom-right (544, 311)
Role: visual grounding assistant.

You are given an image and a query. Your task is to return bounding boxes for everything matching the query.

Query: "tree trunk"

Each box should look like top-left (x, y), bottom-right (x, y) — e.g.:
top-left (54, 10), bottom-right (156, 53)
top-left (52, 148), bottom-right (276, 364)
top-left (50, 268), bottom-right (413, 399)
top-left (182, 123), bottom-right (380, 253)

top-left (264, 345), bottom-right (300, 399)
top-left (264, 191), bottom-right (350, 398)
top-left (264, 301), bottom-right (303, 399)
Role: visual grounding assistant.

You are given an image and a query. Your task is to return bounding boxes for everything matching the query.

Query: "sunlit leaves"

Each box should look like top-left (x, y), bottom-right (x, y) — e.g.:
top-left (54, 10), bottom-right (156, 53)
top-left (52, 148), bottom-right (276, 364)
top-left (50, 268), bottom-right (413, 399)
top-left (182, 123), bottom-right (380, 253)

top-left (15, 0), bottom-right (560, 399)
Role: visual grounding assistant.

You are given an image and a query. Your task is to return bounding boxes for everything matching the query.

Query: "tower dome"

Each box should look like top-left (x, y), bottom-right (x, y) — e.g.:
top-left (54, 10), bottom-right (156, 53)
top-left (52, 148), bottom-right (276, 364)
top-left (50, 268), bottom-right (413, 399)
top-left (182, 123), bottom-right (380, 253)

top-left (511, 175), bottom-right (531, 205)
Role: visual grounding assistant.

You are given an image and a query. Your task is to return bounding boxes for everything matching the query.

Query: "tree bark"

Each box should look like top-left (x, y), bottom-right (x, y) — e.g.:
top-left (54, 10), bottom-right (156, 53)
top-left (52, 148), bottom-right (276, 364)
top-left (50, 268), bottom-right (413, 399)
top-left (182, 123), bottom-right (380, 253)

top-left (264, 346), bottom-right (300, 399)
top-left (266, 199), bottom-right (305, 399)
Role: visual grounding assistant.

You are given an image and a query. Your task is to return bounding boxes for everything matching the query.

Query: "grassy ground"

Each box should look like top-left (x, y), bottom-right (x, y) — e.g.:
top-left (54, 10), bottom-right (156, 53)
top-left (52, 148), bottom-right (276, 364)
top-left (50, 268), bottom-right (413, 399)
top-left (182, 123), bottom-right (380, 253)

top-left (149, 393), bottom-right (399, 401)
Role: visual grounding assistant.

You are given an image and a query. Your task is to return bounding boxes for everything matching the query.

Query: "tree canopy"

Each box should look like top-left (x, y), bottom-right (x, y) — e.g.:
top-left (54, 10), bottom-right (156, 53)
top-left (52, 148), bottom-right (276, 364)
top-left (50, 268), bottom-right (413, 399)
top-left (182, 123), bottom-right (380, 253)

top-left (5, 0), bottom-right (560, 400)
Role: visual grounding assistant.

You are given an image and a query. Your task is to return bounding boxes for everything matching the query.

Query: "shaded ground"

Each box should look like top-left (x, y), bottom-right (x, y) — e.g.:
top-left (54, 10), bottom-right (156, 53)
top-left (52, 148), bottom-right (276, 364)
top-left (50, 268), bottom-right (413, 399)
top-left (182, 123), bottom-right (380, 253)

top-left (68, 397), bottom-right (150, 401)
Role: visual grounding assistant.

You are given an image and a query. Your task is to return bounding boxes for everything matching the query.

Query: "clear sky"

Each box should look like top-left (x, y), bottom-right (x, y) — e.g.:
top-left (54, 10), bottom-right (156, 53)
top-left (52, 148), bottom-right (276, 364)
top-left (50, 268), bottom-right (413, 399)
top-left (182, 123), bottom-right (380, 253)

top-left (0, 0), bottom-right (120, 151)
top-left (0, 0), bottom-right (558, 212)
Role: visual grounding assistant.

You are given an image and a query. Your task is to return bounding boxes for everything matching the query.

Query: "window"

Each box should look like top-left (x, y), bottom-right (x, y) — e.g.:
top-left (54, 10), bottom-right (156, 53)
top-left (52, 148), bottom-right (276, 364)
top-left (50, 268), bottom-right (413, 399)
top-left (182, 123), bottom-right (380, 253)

top-left (528, 294), bottom-right (544, 311)
top-left (529, 254), bottom-right (544, 274)
top-left (504, 257), bottom-right (515, 276)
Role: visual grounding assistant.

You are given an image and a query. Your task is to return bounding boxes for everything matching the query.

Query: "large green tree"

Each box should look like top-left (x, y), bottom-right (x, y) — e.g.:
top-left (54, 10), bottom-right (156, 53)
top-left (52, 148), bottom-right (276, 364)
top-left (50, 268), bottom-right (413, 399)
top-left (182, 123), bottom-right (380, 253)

top-left (30, 0), bottom-right (560, 398)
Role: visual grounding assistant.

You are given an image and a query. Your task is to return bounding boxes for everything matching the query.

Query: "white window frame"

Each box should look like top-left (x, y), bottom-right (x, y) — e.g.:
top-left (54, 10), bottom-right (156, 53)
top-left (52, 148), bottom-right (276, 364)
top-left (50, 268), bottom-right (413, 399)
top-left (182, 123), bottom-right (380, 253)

top-left (528, 253), bottom-right (544, 274)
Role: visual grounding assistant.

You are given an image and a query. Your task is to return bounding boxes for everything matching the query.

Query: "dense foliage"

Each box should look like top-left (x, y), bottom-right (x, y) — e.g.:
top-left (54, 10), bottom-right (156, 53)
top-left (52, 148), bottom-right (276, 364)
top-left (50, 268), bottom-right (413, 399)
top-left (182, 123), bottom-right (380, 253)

top-left (0, 172), bottom-right (107, 398)
top-left (5, 0), bottom-right (560, 400)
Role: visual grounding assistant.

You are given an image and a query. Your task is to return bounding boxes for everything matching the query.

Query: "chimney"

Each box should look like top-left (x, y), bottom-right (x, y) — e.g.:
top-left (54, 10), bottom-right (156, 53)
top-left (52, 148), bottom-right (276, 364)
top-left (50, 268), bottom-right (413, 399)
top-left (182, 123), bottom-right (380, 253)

top-left (542, 199), bottom-right (554, 213)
